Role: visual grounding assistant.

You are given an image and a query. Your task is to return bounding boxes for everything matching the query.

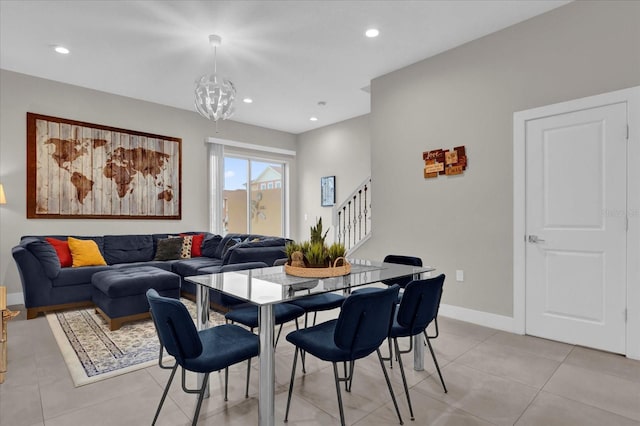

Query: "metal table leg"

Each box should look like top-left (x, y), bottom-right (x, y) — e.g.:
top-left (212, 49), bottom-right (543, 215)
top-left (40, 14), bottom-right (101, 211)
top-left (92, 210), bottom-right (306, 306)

top-left (196, 285), bottom-right (210, 398)
top-left (258, 304), bottom-right (275, 426)
top-left (413, 272), bottom-right (424, 371)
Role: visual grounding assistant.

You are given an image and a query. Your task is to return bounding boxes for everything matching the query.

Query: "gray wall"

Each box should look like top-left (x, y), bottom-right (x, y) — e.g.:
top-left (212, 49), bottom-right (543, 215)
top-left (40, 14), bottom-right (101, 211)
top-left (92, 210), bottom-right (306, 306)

top-left (0, 70), bottom-right (297, 297)
top-left (296, 115), bottom-right (370, 242)
top-left (354, 1), bottom-right (640, 316)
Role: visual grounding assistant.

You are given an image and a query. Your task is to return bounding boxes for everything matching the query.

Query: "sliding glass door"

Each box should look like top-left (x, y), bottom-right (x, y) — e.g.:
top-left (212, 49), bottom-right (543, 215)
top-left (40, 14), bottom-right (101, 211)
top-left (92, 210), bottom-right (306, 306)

top-left (223, 156), bottom-right (284, 236)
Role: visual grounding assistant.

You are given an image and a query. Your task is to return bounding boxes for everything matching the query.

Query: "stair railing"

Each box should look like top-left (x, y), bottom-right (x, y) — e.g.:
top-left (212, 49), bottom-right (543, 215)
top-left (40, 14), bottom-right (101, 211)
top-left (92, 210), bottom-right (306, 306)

top-left (334, 177), bottom-right (372, 253)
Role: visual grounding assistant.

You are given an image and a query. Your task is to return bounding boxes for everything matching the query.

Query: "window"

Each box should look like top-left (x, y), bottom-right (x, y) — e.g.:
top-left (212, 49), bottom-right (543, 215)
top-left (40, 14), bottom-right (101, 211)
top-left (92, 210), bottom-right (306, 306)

top-left (223, 156), bottom-right (285, 236)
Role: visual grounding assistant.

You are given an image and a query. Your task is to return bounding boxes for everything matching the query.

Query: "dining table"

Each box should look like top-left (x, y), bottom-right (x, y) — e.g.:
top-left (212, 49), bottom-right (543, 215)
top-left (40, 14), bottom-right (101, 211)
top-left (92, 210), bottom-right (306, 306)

top-left (185, 258), bottom-right (435, 426)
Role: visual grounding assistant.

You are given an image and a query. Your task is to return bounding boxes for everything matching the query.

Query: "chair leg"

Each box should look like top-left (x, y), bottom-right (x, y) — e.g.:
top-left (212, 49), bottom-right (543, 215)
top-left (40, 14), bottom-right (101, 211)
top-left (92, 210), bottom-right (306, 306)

top-left (388, 337), bottom-right (394, 369)
top-left (393, 338), bottom-right (414, 420)
top-left (377, 349), bottom-right (404, 425)
top-left (284, 348), bottom-right (300, 422)
top-left (245, 358), bottom-right (251, 398)
top-left (274, 324), bottom-right (284, 347)
top-left (424, 331), bottom-right (447, 393)
top-left (152, 363), bottom-right (178, 426)
top-left (332, 362), bottom-right (347, 426)
top-left (192, 372), bottom-right (210, 426)
top-left (224, 367), bottom-right (229, 401)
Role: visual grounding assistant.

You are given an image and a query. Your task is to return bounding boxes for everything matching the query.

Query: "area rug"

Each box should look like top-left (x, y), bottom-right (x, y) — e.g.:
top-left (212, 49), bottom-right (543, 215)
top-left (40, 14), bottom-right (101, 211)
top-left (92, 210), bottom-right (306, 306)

top-left (46, 299), bottom-right (225, 387)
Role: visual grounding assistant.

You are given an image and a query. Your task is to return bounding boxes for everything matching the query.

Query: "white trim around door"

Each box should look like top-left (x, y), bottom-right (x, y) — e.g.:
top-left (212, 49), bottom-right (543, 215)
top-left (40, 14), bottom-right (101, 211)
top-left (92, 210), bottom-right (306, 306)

top-left (513, 85), bottom-right (640, 360)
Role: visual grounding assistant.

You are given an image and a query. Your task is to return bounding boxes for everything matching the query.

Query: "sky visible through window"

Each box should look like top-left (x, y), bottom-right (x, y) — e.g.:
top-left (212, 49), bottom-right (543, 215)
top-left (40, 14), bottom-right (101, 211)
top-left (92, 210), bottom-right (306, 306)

top-left (224, 157), bottom-right (273, 190)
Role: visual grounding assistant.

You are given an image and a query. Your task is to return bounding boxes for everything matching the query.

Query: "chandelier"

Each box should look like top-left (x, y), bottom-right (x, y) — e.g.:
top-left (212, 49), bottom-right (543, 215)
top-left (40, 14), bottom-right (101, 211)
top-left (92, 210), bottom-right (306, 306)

top-left (194, 34), bottom-right (236, 123)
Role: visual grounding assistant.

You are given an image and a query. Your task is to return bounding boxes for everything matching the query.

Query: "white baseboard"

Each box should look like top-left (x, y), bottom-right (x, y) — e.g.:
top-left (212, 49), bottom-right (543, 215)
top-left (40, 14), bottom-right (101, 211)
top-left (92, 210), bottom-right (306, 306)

top-left (438, 303), bottom-right (519, 334)
top-left (7, 292), bottom-right (24, 307)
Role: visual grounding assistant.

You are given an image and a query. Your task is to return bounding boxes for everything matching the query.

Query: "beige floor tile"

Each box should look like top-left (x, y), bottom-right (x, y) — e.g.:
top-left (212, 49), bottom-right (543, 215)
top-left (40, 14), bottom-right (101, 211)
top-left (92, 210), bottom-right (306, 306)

top-left (413, 362), bottom-right (538, 426)
top-left (356, 392), bottom-right (497, 426)
top-left (516, 391), bottom-right (640, 426)
top-left (455, 340), bottom-right (561, 388)
top-left (436, 317), bottom-right (499, 341)
top-left (564, 346), bottom-right (640, 382)
top-left (43, 386), bottom-right (190, 426)
top-left (198, 390), bottom-right (337, 425)
top-left (288, 356), bottom-right (406, 425)
top-left (0, 383), bottom-right (44, 426)
top-left (543, 363), bottom-right (640, 421)
top-left (39, 368), bottom-right (161, 419)
top-left (486, 331), bottom-right (573, 362)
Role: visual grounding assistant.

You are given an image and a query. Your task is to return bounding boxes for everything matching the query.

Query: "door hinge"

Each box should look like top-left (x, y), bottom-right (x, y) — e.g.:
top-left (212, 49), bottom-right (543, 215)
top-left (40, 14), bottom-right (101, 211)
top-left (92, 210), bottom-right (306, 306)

top-left (627, 124), bottom-right (630, 140)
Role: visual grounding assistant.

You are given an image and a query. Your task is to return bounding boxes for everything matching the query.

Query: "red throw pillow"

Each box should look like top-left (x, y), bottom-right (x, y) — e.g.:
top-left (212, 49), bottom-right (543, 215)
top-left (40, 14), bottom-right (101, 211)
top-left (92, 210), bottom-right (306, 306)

top-left (45, 237), bottom-right (72, 267)
top-left (180, 233), bottom-right (205, 257)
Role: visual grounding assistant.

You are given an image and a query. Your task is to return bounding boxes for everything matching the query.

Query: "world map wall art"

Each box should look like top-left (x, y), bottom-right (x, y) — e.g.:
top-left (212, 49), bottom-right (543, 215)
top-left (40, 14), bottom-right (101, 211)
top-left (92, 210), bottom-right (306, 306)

top-left (27, 113), bottom-right (181, 219)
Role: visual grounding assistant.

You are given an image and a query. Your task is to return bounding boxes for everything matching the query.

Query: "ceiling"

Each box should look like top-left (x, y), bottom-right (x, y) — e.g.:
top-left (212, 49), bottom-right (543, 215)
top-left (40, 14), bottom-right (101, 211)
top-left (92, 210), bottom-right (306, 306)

top-left (0, 0), bottom-right (569, 134)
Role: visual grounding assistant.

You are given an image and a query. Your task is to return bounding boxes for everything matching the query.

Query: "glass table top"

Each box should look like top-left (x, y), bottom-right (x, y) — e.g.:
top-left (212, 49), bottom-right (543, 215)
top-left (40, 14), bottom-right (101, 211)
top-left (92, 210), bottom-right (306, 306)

top-left (185, 259), bottom-right (435, 306)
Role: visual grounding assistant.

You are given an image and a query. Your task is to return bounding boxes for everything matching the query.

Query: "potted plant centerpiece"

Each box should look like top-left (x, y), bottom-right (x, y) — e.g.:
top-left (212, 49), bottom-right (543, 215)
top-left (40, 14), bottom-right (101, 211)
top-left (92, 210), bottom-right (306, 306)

top-left (284, 218), bottom-right (351, 277)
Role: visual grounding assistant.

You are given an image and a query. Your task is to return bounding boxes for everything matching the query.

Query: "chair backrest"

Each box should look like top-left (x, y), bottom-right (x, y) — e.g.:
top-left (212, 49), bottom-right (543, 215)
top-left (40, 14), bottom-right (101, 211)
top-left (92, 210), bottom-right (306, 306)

top-left (146, 289), bottom-right (202, 365)
top-left (334, 285), bottom-right (400, 359)
top-left (220, 261), bottom-right (268, 272)
top-left (396, 274), bottom-right (445, 335)
top-left (382, 255), bottom-right (423, 288)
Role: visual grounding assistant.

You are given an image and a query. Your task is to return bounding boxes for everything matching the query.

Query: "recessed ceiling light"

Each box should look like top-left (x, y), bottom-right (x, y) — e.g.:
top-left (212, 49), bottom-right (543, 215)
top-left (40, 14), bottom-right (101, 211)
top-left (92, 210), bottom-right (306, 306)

top-left (54, 46), bottom-right (70, 54)
top-left (365, 28), bottom-right (379, 38)
top-left (243, 98), bottom-right (253, 104)
top-left (310, 117), bottom-right (318, 122)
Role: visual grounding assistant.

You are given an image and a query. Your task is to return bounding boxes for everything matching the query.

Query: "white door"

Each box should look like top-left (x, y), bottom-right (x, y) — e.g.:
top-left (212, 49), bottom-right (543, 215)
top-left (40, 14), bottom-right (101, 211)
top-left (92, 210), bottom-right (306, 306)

top-left (525, 102), bottom-right (628, 354)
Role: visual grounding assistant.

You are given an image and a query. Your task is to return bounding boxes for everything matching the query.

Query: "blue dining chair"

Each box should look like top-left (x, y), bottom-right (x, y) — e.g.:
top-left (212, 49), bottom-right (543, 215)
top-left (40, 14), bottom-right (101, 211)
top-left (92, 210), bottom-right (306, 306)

top-left (389, 274), bottom-right (447, 420)
top-left (222, 263), bottom-right (305, 346)
top-left (284, 285), bottom-right (404, 426)
top-left (146, 289), bottom-right (259, 426)
top-left (382, 254), bottom-right (423, 289)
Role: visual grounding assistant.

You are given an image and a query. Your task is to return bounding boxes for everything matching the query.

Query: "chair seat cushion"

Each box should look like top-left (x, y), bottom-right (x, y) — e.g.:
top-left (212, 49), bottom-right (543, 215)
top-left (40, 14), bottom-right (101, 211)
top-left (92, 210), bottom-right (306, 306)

top-left (289, 293), bottom-right (345, 312)
top-left (183, 324), bottom-right (259, 373)
top-left (286, 319), bottom-right (362, 362)
top-left (225, 303), bottom-right (305, 328)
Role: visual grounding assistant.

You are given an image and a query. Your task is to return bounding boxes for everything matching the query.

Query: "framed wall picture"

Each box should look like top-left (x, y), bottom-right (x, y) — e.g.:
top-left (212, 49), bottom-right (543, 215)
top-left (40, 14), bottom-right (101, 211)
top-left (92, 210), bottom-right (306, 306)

top-left (321, 175), bottom-right (336, 207)
top-left (26, 113), bottom-right (182, 219)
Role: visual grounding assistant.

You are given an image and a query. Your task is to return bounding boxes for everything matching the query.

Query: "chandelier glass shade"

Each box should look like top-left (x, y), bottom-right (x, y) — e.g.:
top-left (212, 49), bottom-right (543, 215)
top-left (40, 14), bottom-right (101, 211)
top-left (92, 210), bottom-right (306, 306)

top-left (194, 34), bottom-right (236, 121)
top-left (194, 73), bottom-right (236, 120)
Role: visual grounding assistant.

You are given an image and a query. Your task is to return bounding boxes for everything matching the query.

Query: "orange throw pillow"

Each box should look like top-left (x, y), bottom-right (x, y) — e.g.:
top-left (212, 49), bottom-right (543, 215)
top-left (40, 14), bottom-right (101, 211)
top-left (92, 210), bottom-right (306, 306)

top-left (68, 237), bottom-right (107, 267)
top-left (45, 237), bottom-right (72, 267)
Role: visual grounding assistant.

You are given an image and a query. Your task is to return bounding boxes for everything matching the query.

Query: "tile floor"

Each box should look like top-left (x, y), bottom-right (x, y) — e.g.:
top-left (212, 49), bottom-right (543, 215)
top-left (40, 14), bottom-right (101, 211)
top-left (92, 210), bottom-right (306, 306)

top-left (1, 304), bottom-right (639, 426)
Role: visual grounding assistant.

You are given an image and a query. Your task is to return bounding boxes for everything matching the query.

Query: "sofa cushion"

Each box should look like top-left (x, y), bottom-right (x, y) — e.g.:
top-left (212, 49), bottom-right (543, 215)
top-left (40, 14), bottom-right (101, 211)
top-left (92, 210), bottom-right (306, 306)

top-left (201, 234), bottom-right (222, 258)
top-left (172, 257), bottom-right (223, 277)
top-left (68, 237), bottom-right (107, 267)
top-left (154, 237), bottom-right (183, 261)
top-left (45, 237), bottom-right (73, 267)
top-left (52, 265), bottom-right (111, 287)
top-left (111, 260), bottom-right (176, 271)
top-left (92, 267), bottom-right (180, 298)
top-left (24, 238), bottom-right (61, 279)
top-left (213, 234), bottom-right (248, 259)
top-left (103, 235), bottom-right (154, 265)
top-left (221, 237), bottom-right (288, 264)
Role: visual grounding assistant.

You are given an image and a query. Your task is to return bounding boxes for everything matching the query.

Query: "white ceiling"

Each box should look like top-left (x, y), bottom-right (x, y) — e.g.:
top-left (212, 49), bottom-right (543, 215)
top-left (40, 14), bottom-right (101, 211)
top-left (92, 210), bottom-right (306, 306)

top-left (0, 0), bottom-right (569, 134)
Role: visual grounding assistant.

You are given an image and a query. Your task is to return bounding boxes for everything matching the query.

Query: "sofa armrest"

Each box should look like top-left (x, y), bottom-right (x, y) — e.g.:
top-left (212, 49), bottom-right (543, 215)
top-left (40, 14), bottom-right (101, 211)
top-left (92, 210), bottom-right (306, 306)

top-left (223, 243), bottom-right (286, 267)
top-left (12, 245), bottom-right (54, 308)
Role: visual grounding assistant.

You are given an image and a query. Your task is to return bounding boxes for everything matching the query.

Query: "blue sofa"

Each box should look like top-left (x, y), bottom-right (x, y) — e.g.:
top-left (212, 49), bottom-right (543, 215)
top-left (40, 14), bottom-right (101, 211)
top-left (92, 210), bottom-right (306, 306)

top-left (12, 232), bottom-right (288, 319)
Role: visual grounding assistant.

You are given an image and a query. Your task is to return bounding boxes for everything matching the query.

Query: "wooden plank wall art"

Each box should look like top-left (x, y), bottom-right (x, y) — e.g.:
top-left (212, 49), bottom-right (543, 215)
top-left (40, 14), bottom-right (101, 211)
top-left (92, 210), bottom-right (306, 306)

top-left (423, 145), bottom-right (467, 179)
top-left (26, 113), bottom-right (181, 219)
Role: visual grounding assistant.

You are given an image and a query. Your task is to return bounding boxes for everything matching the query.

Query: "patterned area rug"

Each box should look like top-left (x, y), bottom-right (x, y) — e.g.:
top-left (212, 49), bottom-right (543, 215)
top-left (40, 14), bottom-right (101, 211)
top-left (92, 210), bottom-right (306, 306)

top-left (46, 299), bottom-right (225, 387)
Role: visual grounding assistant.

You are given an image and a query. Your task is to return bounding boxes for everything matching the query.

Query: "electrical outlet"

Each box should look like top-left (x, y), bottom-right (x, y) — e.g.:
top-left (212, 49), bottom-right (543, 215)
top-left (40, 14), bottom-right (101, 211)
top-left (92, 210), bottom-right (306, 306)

top-left (456, 270), bottom-right (464, 282)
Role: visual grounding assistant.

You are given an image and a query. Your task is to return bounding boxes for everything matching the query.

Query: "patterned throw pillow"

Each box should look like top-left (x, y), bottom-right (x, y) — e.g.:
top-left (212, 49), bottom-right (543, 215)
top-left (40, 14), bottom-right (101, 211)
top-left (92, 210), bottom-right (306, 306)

top-left (181, 233), bottom-right (205, 257)
top-left (179, 235), bottom-right (193, 259)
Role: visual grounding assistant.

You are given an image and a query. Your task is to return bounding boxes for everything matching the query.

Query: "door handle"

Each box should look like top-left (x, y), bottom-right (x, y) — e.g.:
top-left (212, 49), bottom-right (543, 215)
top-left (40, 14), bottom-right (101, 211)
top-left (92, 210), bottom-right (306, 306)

top-left (528, 235), bottom-right (546, 243)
